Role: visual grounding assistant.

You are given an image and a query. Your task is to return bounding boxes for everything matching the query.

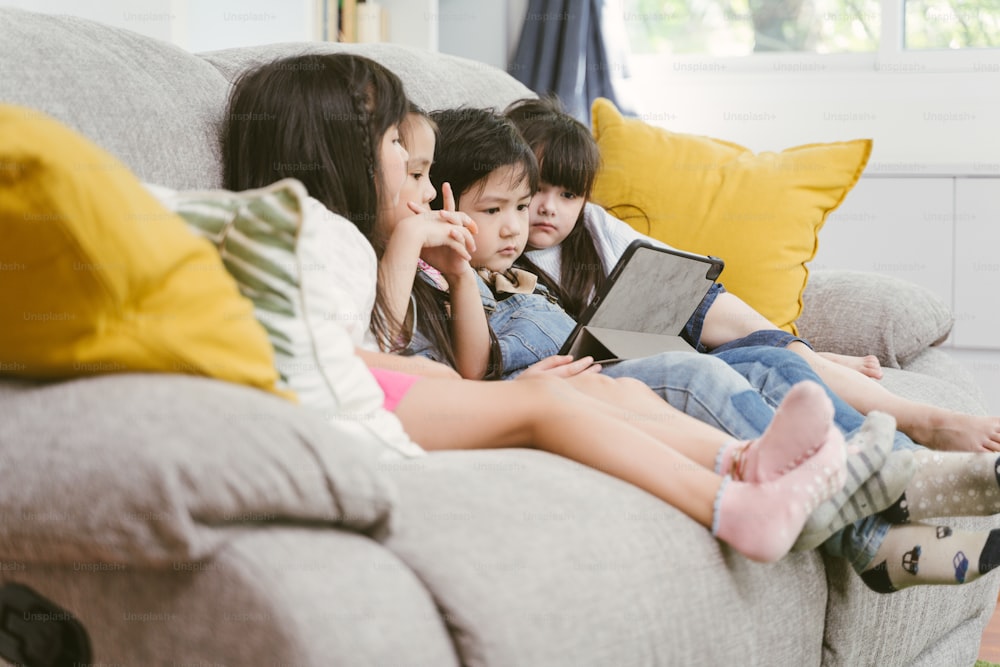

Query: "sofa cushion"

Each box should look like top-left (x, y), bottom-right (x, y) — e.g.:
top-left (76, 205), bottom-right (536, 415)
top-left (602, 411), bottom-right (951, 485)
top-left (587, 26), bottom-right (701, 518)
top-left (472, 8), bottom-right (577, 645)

top-left (589, 97), bottom-right (871, 334)
top-left (199, 41), bottom-right (535, 113)
top-left (0, 105), bottom-right (284, 397)
top-left (0, 7), bottom-right (228, 189)
top-left (149, 179), bottom-right (424, 460)
top-left (5, 529), bottom-right (460, 666)
top-left (382, 448), bottom-right (828, 666)
top-left (0, 373), bottom-right (396, 567)
top-left (797, 270), bottom-right (954, 369)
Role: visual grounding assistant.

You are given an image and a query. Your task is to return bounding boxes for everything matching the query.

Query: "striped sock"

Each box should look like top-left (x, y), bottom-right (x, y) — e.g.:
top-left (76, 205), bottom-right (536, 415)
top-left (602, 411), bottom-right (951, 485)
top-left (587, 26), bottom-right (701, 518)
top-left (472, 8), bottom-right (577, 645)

top-left (793, 412), bottom-right (913, 551)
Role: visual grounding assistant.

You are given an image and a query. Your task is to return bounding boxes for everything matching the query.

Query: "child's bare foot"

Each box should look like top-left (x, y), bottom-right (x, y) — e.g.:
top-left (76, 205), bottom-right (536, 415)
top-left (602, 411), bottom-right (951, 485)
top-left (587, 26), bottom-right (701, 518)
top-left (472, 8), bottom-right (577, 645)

top-left (913, 411), bottom-right (1000, 453)
top-left (818, 351), bottom-right (883, 379)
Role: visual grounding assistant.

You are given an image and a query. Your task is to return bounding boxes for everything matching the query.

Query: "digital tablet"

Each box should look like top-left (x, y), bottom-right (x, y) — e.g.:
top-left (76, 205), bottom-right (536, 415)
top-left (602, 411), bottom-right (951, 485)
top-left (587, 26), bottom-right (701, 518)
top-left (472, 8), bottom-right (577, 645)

top-left (558, 241), bottom-right (724, 361)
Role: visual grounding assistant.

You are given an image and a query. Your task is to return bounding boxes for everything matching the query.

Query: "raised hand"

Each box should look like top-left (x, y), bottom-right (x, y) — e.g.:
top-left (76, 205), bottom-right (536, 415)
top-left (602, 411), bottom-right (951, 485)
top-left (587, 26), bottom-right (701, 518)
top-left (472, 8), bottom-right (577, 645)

top-left (403, 182), bottom-right (478, 279)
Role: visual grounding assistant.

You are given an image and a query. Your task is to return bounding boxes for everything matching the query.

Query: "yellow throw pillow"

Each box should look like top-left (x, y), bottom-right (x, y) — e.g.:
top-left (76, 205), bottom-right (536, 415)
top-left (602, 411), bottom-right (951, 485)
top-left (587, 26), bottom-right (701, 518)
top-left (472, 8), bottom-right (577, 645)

top-left (0, 104), bottom-right (286, 396)
top-left (590, 97), bottom-right (871, 333)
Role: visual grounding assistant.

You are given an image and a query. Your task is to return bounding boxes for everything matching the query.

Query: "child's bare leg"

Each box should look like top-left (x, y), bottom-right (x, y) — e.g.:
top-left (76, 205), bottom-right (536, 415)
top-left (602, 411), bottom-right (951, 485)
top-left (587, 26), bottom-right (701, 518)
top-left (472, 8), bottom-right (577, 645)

top-left (788, 341), bottom-right (1000, 453)
top-left (562, 373), bottom-right (728, 470)
top-left (395, 375), bottom-right (717, 526)
top-left (565, 372), bottom-right (839, 484)
top-left (393, 376), bottom-right (846, 562)
top-left (701, 292), bottom-right (882, 377)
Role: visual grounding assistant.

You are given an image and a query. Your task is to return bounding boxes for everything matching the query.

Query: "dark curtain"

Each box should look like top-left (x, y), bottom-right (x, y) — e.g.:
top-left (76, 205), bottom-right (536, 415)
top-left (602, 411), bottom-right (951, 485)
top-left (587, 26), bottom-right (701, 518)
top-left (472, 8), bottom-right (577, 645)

top-left (510, 0), bottom-right (632, 123)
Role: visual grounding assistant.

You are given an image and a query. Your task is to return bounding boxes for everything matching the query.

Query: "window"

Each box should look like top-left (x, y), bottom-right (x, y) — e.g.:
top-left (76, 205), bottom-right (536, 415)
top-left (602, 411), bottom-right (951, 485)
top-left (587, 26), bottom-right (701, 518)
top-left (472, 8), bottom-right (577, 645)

top-left (905, 0), bottom-right (1000, 49)
top-left (621, 0), bottom-right (1000, 55)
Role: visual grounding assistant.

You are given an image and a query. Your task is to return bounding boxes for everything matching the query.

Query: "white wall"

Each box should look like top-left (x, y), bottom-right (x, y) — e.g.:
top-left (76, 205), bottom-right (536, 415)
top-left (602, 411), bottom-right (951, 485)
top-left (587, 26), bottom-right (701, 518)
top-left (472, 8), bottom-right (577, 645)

top-left (437, 0), bottom-right (508, 70)
top-left (620, 59), bottom-right (1000, 168)
top-left (8, 0), bottom-right (524, 66)
top-left (182, 0), bottom-right (317, 52)
top-left (3, 0), bottom-right (177, 42)
top-left (433, 0), bottom-right (527, 72)
top-left (3, 0), bottom-right (320, 51)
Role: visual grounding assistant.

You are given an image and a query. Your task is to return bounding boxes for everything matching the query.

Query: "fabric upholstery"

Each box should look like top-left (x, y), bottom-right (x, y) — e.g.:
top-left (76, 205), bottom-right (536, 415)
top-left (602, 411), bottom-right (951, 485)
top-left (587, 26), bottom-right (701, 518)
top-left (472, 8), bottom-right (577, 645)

top-left (3, 529), bottom-right (458, 666)
top-left (798, 270), bottom-right (954, 368)
top-left (879, 363), bottom-right (988, 415)
top-left (900, 347), bottom-right (988, 410)
top-left (0, 7), bottom-right (227, 189)
top-left (382, 449), bottom-right (828, 666)
top-left (0, 374), bottom-right (396, 566)
top-left (0, 105), bottom-right (284, 396)
top-left (200, 41), bottom-right (535, 114)
top-left (589, 97), bottom-right (871, 334)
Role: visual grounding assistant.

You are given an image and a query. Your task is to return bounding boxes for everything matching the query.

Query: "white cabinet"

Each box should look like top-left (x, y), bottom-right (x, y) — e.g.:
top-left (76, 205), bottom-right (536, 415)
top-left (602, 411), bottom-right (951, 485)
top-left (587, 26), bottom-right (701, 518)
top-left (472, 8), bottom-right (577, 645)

top-left (815, 177), bottom-right (954, 310)
top-left (953, 179), bottom-right (1000, 348)
top-left (820, 173), bottom-right (1000, 351)
top-left (818, 172), bottom-right (1000, 412)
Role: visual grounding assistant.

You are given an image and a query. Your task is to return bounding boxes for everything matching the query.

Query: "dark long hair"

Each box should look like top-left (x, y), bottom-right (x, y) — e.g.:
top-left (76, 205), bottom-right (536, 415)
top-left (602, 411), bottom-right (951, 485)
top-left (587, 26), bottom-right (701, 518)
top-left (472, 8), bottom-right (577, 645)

top-left (414, 107), bottom-right (539, 378)
top-left (222, 52), bottom-right (408, 346)
top-left (505, 96), bottom-right (604, 319)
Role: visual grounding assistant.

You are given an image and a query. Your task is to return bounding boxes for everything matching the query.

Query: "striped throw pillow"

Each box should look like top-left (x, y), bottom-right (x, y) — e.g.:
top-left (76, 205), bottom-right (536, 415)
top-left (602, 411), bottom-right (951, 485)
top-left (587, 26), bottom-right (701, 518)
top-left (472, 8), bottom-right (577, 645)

top-left (148, 179), bottom-right (423, 460)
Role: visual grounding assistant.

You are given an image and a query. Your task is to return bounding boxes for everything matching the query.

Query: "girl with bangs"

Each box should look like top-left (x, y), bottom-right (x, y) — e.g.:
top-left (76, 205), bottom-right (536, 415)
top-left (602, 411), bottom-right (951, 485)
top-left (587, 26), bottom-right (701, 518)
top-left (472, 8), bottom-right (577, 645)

top-left (406, 102), bottom-right (1000, 593)
top-left (506, 95), bottom-right (1000, 458)
top-left (221, 52), bottom-right (851, 565)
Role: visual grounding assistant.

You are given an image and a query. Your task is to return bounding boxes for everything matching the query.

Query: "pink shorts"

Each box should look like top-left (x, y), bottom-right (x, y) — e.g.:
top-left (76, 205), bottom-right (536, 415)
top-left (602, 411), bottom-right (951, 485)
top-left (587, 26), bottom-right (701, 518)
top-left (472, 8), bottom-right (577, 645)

top-left (369, 367), bottom-right (422, 412)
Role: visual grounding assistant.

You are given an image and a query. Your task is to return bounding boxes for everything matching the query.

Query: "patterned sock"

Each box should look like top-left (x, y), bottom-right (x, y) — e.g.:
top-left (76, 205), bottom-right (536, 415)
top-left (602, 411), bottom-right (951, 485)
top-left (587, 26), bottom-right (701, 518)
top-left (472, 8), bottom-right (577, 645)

top-left (716, 381), bottom-right (835, 482)
top-left (880, 451), bottom-right (1000, 523)
top-left (858, 524), bottom-right (1000, 593)
top-left (793, 413), bottom-right (914, 551)
top-left (713, 421), bottom-right (846, 563)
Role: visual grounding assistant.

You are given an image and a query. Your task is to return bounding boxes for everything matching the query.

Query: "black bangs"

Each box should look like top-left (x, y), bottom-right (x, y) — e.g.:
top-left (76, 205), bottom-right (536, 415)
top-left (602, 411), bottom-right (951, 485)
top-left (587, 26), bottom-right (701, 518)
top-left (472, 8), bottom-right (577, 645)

top-left (428, 107), bottom-right (538, 210)
top-left (537, 128), bottom-right (598, 198)
top-left (505, 96), bottom-right (600, 198)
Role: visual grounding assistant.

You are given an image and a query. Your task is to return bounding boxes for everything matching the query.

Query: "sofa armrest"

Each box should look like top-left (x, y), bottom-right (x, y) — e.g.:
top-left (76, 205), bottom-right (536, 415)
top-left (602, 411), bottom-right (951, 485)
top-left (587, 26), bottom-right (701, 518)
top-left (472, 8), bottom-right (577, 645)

top-left (0, 373), bottom-right (396, 568)
top-left (796, 270), bottom-right (953, 369)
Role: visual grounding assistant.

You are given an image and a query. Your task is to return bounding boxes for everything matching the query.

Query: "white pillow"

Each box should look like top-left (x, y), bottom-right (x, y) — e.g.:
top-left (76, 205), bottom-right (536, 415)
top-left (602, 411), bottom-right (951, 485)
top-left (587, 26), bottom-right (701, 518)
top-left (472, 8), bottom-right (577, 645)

top-left (149, 179), bottom-right (424, 460)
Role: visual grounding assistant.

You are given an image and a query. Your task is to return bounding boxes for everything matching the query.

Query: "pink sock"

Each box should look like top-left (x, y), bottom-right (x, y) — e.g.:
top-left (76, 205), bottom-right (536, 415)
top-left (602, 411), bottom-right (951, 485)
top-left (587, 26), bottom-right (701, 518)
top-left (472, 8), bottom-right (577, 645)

top-left (716, 381), bottom-right (835, 483)
top-left (712, 389), bottom-right (847, 562)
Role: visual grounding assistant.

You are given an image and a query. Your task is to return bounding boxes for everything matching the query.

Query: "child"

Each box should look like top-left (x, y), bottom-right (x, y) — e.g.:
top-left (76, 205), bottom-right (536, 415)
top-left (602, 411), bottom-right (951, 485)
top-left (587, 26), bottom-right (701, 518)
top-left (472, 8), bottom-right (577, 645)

top-left (386, 108), bottom-right (826, 476)
top-left (506, 95), bottom-right (1000, 456)
top-left (220, 51), bottom-right (850, 564)
top-left (418, 104), bottom-right (1000, 592)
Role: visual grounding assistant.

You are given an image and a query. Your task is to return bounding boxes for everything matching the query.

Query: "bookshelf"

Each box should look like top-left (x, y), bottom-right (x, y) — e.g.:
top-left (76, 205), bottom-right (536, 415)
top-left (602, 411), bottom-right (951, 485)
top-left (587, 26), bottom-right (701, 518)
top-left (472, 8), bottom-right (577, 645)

top-left (325, 0), bottom-right (437, 50)
top-left (320, 0), bottom-right (521, 69)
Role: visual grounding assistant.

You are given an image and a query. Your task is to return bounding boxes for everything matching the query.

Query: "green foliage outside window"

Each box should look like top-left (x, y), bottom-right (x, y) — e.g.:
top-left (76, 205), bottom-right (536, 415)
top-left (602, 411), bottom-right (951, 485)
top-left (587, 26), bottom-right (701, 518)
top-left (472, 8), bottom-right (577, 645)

top-left (621, 0), bottom-right (999, 54)
top-left (905, 0), bottom-right (1000, 49)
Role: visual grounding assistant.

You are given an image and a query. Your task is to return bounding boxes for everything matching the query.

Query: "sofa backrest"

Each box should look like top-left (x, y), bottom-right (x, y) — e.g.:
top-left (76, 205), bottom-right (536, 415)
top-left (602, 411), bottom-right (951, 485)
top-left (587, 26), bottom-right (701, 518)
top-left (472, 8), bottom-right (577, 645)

top-left (0, 8), bottom-right (534, 190)
top-left (201, 42), bottom-right (534, 116)
top-left (0, 7), bottom-right (229, 190)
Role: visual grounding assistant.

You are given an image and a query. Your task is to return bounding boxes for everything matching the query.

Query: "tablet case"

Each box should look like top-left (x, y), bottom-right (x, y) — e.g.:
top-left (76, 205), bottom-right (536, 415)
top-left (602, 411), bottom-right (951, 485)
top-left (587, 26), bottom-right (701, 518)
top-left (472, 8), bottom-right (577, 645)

top-left (559, 241), bottom-right (724, 361)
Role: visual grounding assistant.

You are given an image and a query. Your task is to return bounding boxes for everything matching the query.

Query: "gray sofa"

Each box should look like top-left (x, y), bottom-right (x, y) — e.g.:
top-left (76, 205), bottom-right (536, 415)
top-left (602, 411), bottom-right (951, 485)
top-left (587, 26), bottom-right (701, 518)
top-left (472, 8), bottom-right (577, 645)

top-left (0, 7), bottom-right (997, 666)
